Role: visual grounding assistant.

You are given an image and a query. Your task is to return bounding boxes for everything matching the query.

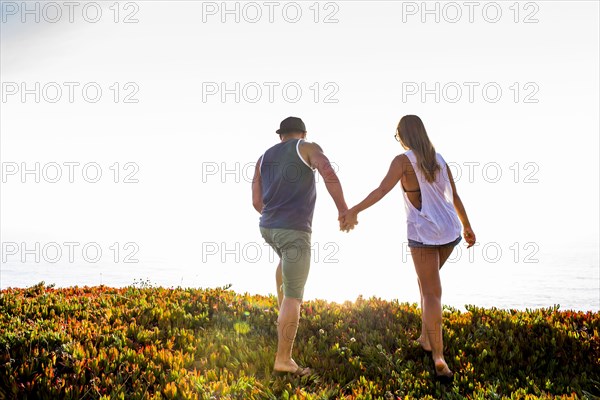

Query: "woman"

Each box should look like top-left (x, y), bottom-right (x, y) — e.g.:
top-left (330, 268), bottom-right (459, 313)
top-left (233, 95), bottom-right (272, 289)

top-left (341, 115), bottom-right (475, 383)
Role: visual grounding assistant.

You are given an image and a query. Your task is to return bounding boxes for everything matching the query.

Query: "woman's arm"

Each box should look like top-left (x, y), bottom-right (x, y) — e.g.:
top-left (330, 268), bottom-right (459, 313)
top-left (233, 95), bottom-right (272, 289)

top-left (342, 156), bottom-right (403, 230)
top-left (447, 165), bottom-right (476, 248)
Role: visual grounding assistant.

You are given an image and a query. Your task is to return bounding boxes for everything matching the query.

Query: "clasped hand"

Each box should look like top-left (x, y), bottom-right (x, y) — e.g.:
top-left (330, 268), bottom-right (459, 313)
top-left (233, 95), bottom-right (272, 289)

top-left (338, 208), bottom-right (358, 232)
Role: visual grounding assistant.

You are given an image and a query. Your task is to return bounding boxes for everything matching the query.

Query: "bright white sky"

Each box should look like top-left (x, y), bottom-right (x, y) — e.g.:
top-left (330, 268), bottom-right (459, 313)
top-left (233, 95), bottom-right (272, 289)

top-left (1, 1), bottom-right (599, 310)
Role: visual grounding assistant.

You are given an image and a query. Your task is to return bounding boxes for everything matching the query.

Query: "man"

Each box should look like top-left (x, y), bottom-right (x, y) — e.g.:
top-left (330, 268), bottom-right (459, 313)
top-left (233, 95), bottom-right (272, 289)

top-left (251, 116), bottom-right (353, 376)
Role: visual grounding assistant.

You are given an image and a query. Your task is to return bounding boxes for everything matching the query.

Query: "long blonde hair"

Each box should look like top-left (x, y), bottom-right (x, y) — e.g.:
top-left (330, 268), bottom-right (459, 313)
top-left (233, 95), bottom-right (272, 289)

top-left (397, 115), bottom-right (439, 183)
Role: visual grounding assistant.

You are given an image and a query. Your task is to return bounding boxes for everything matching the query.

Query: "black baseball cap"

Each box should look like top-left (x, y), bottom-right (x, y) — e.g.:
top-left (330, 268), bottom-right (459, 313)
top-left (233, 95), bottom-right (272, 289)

top-left (276, 117), bottom-right (306, 135)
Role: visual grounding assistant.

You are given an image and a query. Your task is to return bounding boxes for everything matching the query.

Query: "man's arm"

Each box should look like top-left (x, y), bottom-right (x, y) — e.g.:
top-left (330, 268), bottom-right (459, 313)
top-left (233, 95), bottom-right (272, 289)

top-left (251, 156), bottom-right (263, 214)
top-left (301, 142), bottom-right (348, 217)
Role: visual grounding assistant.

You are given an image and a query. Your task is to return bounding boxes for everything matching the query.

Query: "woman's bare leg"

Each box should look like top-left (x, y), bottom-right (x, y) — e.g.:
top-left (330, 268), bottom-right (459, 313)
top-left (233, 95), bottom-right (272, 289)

top-left (418, 244), bottom-right (455, 349)
top-left (438, 245), bottom-right (455, 270)
top-left (416, 277), bottom-right (431, 351)
top-left (411, 247), bottom-right (452, 377)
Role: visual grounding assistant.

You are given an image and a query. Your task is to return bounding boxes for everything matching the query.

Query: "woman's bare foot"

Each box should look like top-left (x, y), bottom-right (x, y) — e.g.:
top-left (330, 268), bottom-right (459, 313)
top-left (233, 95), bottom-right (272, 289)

top-left (416, 336), bottom-right (432, 352)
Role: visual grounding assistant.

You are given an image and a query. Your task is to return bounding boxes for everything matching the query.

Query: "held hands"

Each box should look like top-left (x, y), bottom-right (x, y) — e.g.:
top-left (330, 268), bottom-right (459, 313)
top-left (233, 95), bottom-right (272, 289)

top-left (463, 226), bottom-right (476, 248)
top-left (338, 208), bottom-right (359, 233)
top-left (338, 209), bottom-right (475, 246)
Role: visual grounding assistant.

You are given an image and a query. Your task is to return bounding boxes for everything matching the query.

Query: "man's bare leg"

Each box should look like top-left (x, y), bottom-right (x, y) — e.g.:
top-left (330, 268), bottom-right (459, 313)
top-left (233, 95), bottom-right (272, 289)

top-left (275, 261), bottom-right (283, 308)
top-left (273, 296), bottom-right (303, 372)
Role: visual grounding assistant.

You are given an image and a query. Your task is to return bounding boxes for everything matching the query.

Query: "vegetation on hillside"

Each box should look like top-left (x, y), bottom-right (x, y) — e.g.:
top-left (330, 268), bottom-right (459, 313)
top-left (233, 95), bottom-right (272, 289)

top-left (0, 282), bottom-right (598, 399)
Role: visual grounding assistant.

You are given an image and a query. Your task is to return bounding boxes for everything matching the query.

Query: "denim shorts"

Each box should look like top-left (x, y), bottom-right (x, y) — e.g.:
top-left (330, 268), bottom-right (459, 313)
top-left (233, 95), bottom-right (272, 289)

top-left (260, 227), bottom-right (311, 300)
top-left (408, 236), bottom-right (462, 248)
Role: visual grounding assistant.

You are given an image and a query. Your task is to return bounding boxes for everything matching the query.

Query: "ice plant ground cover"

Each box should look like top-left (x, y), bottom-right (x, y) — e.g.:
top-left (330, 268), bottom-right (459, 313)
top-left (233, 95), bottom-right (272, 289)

top-left (0, 282), bottom-right (598, 399)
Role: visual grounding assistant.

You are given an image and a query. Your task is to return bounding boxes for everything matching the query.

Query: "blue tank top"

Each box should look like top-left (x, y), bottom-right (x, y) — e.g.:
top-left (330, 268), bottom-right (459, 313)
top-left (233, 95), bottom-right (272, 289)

top-left (259, 139), bottom-right (316, 233)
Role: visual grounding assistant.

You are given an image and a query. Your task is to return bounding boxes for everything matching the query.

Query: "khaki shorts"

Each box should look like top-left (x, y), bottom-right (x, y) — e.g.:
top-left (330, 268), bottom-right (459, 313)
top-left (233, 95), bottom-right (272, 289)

top-left (260, 227), bottom-right (311, 300)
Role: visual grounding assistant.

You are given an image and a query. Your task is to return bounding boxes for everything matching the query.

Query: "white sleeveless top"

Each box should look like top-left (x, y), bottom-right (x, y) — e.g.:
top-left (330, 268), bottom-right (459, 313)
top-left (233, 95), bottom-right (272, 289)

top-left (402, 150), bottom-right (462, 245)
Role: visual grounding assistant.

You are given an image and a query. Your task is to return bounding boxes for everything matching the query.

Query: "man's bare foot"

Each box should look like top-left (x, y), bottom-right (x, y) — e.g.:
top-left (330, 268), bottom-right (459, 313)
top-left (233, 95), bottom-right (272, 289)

top-left (273, 359), bottom-right (311, 377)
top-left (273, 358), bottom-right (311, 376)
top-left (416, 336), bottom-right (432, 352)
top-left (273, 358), bottom-right (299, 373)
top-left (273, 367), bottom-right (311, 377)
top-left (434, 358), bottom-right (453, 381)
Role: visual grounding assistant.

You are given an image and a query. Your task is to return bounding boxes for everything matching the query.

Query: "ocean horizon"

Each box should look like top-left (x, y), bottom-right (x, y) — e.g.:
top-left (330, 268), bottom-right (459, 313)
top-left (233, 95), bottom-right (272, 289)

top-left (2, 244), bottom-right (597, 312)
